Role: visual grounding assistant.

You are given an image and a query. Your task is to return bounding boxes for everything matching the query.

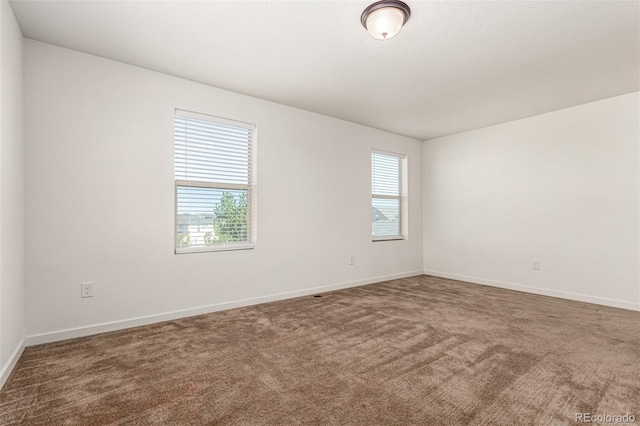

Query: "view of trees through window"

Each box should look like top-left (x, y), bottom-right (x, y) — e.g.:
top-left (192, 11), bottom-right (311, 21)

top-left (208, 192), bottom-right (248, 244)
top-left (176, 189), bottom-right (249, 248)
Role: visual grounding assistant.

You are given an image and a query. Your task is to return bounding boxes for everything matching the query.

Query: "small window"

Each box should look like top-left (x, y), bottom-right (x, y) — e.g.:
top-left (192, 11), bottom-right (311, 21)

top-left (371, 150), bottom-right (407, 241)
top-left (174, 110), bottom-right (255, 253)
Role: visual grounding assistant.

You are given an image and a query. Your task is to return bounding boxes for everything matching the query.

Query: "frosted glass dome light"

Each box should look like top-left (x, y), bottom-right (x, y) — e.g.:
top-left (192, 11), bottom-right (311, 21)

top-left (361, 1), bottom-right (411, 40)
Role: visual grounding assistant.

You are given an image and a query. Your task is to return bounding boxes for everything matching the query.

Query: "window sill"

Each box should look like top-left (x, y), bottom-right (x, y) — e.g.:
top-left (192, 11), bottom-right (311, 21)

top-left (372, 236), bottom-right (406, 242)
top-left (175, 243), bottom-right (255, 254)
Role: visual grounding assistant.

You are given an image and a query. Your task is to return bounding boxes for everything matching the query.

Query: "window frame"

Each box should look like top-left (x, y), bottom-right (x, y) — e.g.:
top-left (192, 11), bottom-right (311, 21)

top-left (174, 109), bottom-right (256, 254)
top-left (371, 149), bottom-right (407, 242)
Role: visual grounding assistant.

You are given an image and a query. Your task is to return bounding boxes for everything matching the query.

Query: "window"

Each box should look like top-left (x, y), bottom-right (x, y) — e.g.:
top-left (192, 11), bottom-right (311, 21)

top-left (371, 150), bottom-right (406, 241)
top-left (174, 110), bottom-right (255, 253)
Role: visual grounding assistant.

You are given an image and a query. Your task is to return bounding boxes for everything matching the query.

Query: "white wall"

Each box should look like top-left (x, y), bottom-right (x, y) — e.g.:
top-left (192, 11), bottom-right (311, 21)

top-left (0, 0), bottom-right (25, 384)
top-left (24, 40), bottom-right (423, 342)
top-left (423, 92), bottom-right (640, 311)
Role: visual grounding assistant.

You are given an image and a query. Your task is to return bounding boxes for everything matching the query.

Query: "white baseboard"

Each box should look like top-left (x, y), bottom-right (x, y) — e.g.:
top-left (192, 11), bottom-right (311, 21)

top-left (0, 338), bottom-right (25, 390)
top-left (424, 269), bottom-right (640, 312)
top-left (25, 270), bottom-right (424, 346)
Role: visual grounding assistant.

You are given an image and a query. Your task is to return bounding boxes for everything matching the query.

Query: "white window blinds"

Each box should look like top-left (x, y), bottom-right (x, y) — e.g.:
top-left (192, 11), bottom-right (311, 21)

top-left (372, 150), bottom-right (406, 240)
top-left (174, 110), bottom-right (255, 253)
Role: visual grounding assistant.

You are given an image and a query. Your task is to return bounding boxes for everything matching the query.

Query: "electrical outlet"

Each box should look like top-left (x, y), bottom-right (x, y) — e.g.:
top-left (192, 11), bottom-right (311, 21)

top-left (81, 282), bottom-right (94, 298)
top-left (349, 256), bottom-right (355, 266)
top-left (532, 260), bottom-right (541, 271)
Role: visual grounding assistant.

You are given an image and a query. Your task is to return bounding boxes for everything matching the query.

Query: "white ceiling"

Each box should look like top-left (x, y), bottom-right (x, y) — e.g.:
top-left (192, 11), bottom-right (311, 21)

top-left (10, 0), bottom-right (640, 140)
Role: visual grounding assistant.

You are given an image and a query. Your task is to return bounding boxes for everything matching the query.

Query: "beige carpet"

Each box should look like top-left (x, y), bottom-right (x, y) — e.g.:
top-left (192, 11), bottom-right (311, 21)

top-left (1, 275), bottom-right (638, 425)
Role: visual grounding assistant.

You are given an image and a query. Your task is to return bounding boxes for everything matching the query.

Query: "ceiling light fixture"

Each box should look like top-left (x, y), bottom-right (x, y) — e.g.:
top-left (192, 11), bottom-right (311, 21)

top-left (361, 0), bottom-right (411, 40)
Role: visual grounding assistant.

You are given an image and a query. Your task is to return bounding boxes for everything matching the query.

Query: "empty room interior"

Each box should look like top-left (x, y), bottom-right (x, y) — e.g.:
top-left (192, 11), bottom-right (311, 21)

top-left (1, 0), bottom-right (639, 424)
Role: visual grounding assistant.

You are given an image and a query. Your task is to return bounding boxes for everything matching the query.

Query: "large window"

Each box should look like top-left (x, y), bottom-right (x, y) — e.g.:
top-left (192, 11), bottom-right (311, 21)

top-left (371, 150), bottom-right (407, 241)
top-left (174, 110), bottom-right (255, 253)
